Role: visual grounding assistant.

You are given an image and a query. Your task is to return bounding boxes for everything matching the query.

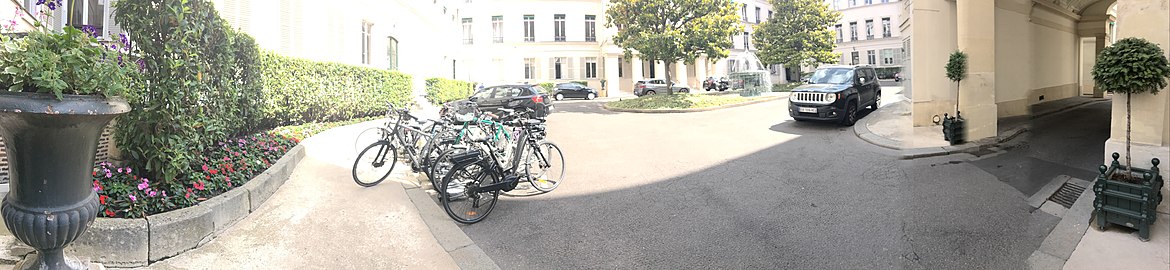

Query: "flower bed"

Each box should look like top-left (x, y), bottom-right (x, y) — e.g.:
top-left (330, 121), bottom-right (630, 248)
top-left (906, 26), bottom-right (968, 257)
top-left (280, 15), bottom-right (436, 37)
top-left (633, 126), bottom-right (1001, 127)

top-left (93, 132), bottom-right (297, 218)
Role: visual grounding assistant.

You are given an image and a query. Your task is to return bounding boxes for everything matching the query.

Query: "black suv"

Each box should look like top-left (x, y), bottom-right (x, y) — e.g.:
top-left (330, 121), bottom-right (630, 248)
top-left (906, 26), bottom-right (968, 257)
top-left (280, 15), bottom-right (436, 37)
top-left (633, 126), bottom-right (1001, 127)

top-left (788, 65), bottom-right (881, 126)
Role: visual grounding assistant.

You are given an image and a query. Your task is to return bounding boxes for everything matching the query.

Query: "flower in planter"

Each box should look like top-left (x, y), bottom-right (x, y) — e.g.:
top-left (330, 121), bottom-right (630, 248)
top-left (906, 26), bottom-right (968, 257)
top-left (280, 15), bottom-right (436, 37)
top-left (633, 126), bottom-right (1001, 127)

top-left (99, 195), bottom-right (107, 205)
top-left (92, 180), bottom-right (102, 191)
top-left (128, 194), bottom-right (137, 202)
top-left (194, 181), bottom-right (205, 191)
top-left (104, 209), bottom-right (115, 217)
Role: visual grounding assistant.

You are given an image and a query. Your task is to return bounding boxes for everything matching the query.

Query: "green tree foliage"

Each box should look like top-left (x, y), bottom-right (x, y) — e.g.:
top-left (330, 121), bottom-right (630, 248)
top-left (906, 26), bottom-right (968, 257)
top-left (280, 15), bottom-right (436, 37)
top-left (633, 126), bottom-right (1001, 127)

top-left (945, 50), bottom-right (967, 113)
top-left (1091, 38), bottom-right (1170, 173)
top-left (753, 0), bottom-right (840, 68)
top-left (606, 0), bottom-right (741, 94)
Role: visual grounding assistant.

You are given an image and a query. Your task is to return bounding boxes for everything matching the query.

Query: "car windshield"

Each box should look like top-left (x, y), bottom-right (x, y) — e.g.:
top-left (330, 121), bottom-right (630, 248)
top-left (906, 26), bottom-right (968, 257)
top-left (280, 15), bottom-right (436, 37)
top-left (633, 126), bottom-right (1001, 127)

top-left (808, 68), bottom-right (855, 85)
top-left (471, 89), bottom-right (493, 99)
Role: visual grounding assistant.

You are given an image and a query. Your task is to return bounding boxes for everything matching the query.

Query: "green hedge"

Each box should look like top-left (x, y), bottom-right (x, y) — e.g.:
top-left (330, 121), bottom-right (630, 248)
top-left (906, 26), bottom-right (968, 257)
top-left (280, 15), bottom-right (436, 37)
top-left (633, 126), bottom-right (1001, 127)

top-left (258, 52), bottom-right (412, 128)
top-left (424, 77), bottom-right (474, 104)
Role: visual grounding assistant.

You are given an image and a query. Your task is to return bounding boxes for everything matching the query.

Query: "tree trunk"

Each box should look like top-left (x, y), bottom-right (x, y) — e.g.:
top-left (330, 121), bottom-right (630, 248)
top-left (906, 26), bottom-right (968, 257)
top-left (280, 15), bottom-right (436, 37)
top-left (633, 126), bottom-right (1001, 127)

top-left (1126, 92), bottom-right (1132, 177)
top-left (955, 80), bottom-right (961, 115)
top-left (665, 60), bottom-right (675, 95)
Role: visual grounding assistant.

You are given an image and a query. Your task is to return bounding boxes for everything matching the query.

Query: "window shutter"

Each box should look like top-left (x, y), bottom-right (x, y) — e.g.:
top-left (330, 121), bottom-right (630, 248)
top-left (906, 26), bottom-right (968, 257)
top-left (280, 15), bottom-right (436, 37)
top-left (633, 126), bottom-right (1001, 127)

top-left (104, 0), bottom-right (123, 40)
top-left (566, 57), bottom-right (575, 80)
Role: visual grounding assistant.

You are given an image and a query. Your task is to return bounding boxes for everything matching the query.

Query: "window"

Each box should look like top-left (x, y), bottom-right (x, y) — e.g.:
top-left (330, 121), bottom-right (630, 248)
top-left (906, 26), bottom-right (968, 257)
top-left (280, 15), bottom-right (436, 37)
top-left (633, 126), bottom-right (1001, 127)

top-left (848, 0), bottom-right (856, 6)
top-left (584, 57), bottom-right (598, 79)
top-left (728, 59), bottom-right (738, 73)
top-left (835, 24), bottom-right (842, 43)
top-left (550, 57), bottom-right (574, 79)
top-left (867, 50), bottom-right (876, 65)
top-left (491, 16), bottom-right (503, 43)
top-left (461, 18), bottom-right (473, 44)
top-left (865, 0), bottom-right (872, 4)
top-left (523, 15), bottom-right (535, 42)
top-left (768, 10), bottom-right (773, 20)
top-left (361, 21), bottom-right (372, 64)
top-left (64, 0), bottom-right (108, 36)
top-left (618, 58), bottom-right (624, 77)
top-left (743, 32), bottom-right (750, 50)
top-left (387, 37), bottom-right (398, 70)
top-left (882, 0), bottom-right (889, 3)
top-left (880, 48), bottom-right (901, 65)
top-left (851, 51), bottom-right (859, 65)
top-left (755, 7), bottom-right (761, 24)
top-left (585, 15), bottom-right (597, 42)
top-left (554, 14), bottom-right (566, 42)
top-left (741, 4), bottom-right (747, 21)
top-left (882, 18), bottom-right (891, 38)
top-left (523, 58), bottom-right (536, 79)
top-left (849, 22), bottom-right (857, 41)
top-left (865, 20), bottom-right (873, 39)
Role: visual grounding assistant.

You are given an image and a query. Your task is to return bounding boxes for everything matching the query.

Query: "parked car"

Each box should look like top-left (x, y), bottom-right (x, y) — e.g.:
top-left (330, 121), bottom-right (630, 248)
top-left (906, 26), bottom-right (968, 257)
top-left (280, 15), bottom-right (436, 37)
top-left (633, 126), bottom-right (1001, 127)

top-left (461, 84), bottom-right (552, 118)
top-left (789, 65), bottom-right (882, 126)
top-left (552, 82), bottom-right (598, 100)
top-left (634, 79), bottom-right (691, 96)
top-left (703, 77), bottom-right (729, 91)
top-left (893, 72), bottom-right (903, 82)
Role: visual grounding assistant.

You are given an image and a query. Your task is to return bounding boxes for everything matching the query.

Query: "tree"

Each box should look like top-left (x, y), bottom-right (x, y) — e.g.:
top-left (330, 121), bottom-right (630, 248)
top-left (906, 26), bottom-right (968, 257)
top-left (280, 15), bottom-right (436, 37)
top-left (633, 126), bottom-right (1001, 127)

top-left (753, 0), bottom-right (840, 69)
top-left (1092, 38), bottom-right (1170, 177)
top-left (945, 50), bottom-right (968, 115)
top-left (606, 0), bottom-right (741, 94)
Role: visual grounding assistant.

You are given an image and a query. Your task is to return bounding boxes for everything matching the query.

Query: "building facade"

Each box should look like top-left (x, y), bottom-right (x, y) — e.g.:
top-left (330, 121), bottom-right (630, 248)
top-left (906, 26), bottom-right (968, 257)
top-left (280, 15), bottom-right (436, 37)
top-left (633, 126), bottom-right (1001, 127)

top-left (452, 0), bottom-right (785, 96)
top-left (828, 0), bottom-right (903, 78)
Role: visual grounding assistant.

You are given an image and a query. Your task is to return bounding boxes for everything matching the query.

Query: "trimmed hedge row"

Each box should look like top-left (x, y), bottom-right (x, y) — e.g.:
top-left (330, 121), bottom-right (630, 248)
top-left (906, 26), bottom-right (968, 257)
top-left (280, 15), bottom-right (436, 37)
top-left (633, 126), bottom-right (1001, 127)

top-left (424, 77), bottom-right (475, 104)
top-left (258, 52), bottom-right (412, 128)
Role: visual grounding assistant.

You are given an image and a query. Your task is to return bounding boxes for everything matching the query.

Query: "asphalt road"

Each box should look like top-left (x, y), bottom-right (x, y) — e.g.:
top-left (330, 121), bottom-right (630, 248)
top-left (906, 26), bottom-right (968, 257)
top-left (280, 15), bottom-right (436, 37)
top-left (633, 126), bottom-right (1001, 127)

top-left (459, 96), bottom-right (1057, 269)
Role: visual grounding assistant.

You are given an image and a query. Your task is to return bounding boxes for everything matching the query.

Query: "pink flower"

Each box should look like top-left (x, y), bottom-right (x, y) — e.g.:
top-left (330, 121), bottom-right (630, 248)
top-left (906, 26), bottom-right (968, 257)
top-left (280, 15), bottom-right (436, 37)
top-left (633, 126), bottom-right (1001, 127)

top-left (194, 181), bottom-right (205, 191)
top-left (126, 168), bottom-right (132, 174)
top-left (105, 172), bottom-right (112, 178)
top-left (137, 179), bottom-right (149, 190)
top-left (129, 194), bottom-right (137, 202)
top-left (117, 168), bottom-right (123, 173)
top-left (148, 190), bottom-right (157, 197)
top-left (202, 164), bottom-right (209, 171)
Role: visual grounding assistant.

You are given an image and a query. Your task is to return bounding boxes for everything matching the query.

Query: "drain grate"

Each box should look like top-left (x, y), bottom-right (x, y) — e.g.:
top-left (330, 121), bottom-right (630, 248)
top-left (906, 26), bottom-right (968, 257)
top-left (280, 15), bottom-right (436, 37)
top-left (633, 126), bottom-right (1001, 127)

top-left (1047, 181), bottom-right (1087, 208)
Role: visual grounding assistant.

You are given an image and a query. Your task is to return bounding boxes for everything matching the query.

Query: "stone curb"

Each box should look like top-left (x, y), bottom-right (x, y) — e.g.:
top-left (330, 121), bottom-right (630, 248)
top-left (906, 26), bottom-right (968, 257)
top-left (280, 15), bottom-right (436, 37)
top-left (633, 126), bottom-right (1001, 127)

top-left (1027, 178), bottom-right (1097, 270)
top-left (60, 144), bottom-right (307, 267)
top-left (854, 99), bottom-right (1107, 160)
top-left (602, 94), bottom-right (787, 113)
top-left (403, 183), bottom-right (501, 270)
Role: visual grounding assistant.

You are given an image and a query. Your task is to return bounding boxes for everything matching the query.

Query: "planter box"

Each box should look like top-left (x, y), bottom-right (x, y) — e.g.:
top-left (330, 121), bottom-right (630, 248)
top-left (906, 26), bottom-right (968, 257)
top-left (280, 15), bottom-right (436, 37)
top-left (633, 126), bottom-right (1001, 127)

top-left (1093, 153), bottom-right (1164, 241)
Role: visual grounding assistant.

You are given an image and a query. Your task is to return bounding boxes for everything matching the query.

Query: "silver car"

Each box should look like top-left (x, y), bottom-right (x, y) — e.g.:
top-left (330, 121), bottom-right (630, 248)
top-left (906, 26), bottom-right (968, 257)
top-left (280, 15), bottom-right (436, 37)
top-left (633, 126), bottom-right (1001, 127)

top-left (633, 79), bottom-right (692, 96)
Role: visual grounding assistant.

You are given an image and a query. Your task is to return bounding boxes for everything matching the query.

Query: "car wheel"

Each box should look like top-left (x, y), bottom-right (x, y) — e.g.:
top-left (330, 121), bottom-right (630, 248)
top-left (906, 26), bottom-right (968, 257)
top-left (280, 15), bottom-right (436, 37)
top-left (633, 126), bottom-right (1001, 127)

top-left (555, 93), bottom-right (564, 101)
top-left (841, 102), bottom-right (858, 126)
top-left (680, 88), bottom-right (689, 93)
top-left (646, 90), bottom-right (656, 95)
top-left (872, 92), bottom-right (881, 110)
top-left (586, 93), bottom-right (596, 100)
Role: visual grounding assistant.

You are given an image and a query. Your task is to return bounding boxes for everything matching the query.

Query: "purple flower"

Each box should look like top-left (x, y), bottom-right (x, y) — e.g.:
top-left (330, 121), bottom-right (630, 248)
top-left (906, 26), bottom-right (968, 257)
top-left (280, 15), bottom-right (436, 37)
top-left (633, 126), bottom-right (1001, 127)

top-left (136, 59), bottom-right (146, 72)
top-left (79, 25), bottom-right (99, 38)
top-left (148, 190), bottom-right (157, 197)
top-left (129, 194), bottom-right (137, 202)
top-left (137, 179), bottom-right (149, 190)
top-left (105, 172), bottom-right (112, 178)
top-left (118, 33), bottom-right (130, 48)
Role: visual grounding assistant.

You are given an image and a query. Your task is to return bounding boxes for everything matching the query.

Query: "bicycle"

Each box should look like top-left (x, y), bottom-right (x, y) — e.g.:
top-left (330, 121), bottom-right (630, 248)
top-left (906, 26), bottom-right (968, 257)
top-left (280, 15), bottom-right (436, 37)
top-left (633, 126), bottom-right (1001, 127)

top-left (351, 103), bottom-right (458, 187)
top-left (438, 108), bottom-right (564, 224)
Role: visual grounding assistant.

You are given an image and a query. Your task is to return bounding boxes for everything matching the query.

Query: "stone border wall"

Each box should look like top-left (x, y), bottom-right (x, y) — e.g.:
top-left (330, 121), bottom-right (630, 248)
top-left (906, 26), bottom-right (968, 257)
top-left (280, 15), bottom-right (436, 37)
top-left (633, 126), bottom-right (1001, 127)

top-left (62, 144), bottom-right (306, 267)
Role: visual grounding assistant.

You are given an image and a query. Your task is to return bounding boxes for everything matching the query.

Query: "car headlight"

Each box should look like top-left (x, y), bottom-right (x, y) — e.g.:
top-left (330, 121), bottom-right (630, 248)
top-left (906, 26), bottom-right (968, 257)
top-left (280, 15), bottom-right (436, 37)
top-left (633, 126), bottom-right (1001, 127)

top-left (824, 93), bottom-right (837, 103)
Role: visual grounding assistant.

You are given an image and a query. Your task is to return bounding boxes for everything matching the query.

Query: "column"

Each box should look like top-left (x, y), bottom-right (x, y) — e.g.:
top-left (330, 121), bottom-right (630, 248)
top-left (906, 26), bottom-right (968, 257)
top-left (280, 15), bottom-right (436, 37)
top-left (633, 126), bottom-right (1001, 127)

top-left (1093, 33), bottom-right (1107, 98)
top-left (653, 60), bottom-right (666, 79)
top-left (631, 56), bottom-right (644, 82)
top-left (1105, 0), bottom-right (1170, 211)
top-left (957, 0), bottom-right (997, 140)
top-left (908, 0), bottom-right (958, 128)
top-left (696, 57), bottom-right (708, 80)
top-left (604, 57), bottom-right (620, 97)
top-left (675, 61), bottom-right (688, 88)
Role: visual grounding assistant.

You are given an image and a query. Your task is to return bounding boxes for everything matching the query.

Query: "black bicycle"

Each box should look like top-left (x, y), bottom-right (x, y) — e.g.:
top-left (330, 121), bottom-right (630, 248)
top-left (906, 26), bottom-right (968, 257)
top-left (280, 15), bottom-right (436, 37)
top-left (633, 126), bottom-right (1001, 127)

top-left (438, 108), bottom-right (563, 224)
top-left (351, 104), bottom-right (457, 187)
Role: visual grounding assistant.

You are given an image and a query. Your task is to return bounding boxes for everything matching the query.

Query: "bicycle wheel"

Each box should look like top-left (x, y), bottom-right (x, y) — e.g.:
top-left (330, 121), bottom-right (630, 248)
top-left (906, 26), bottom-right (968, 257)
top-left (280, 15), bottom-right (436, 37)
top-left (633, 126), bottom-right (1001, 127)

top-left (352, 141), bottom-right (397, 187)
top-left (354, 127), bottom-right (388, 154)
top-left (440, 161), bottom-right (500, 224)
top-left (525, 141), bottom-right (564, 193)
top-left (427, 147), bottom-right (462, 190)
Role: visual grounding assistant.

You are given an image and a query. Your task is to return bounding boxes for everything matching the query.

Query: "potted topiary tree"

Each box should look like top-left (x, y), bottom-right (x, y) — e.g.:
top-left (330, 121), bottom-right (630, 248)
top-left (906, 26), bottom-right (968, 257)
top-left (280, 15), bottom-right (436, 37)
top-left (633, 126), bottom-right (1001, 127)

top-left (942, 50), bottom-right (967, 145)
top-left (0, 1), bottom-right (137, 268)
top-left (1090, 37), bottom-right (1170, 241)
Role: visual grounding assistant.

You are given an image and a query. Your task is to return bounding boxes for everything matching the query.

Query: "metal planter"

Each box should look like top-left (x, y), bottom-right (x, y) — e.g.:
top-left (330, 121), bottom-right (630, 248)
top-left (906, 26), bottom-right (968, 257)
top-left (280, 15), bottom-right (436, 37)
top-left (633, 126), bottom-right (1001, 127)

top-left (942, 113), bottom-right (966, 145)
top-left (0, 92), bottom-right (130, 269)
top-left (1093, 153), bottom-right (1164, 241)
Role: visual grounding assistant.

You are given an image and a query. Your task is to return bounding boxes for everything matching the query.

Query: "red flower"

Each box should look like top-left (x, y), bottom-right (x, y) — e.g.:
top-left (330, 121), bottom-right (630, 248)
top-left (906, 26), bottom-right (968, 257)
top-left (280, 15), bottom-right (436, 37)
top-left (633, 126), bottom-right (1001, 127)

top-left (209, 169), bottom-right (218, 175)
top-left (104, 209), bottom-right (115, 217)
top-left (92, 171), bottom-right (97, 177)
top-left (194, 181), bottom-right (206, 191)
top-left (99, 195), bottom-right (108, 204)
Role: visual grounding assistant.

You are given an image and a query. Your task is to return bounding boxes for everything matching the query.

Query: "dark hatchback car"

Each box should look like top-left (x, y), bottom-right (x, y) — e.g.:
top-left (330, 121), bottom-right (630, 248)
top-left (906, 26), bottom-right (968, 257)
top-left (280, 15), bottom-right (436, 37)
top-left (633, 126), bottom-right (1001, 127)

top-left (788, 65), bottom-right (881, 126)
top-left (552, 82), bottom-right (598, 100)
top-left (465, 84), bottom-right (552, 118)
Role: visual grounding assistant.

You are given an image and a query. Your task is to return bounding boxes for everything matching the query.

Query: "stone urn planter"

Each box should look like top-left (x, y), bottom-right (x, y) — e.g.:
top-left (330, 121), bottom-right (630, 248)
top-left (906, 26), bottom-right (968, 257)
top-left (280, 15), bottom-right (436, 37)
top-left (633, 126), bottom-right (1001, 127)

top-left (1093, 153), bottom-right (1164, 241)
top-left (0, 92), bottom-right (130, 269)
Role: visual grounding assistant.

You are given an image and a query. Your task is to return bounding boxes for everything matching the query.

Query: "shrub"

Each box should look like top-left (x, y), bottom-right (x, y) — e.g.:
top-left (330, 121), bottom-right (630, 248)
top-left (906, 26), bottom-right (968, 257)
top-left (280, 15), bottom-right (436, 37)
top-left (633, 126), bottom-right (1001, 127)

top-left (424, 77), bottom-right (474, 104)
top-left (115, 0), bottom-right (257, 183)
top-left (257, 52), bottom-right (412, 128)
top-left (570, 80), bottom-right (588, 86)
top-left (539, 82), bottom-right (555, 93)
top-left (1091, 37), bottom-right (1170, 175)
top-left (773, 82), bottom-right (803, 92)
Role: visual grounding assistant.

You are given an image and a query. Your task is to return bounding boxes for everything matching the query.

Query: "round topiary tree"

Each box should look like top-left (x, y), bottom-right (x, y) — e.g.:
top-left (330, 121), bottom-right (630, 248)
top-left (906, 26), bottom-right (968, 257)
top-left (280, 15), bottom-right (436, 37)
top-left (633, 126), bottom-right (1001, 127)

top-left (1092, 37), bottom-right (1170, 177)
top-left (945, 50), bottom-right (968, 115)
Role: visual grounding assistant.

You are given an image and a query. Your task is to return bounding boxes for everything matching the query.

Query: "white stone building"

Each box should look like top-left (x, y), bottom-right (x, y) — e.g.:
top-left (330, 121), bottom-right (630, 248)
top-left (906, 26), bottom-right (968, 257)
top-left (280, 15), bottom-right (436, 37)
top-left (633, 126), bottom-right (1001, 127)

top-left (827, 0), bottom-right (904, 78)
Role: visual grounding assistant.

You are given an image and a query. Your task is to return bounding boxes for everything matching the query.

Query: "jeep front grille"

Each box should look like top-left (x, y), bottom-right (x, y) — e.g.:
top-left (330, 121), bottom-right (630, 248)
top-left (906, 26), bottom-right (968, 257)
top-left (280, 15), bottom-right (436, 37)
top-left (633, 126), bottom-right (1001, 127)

top-left (792, 92), bottom-right (829, 104)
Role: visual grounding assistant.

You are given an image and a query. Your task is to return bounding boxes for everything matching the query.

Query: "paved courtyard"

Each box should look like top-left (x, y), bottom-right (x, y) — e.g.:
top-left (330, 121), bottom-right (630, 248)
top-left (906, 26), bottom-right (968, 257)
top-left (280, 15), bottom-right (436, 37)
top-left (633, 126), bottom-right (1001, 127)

top-left (458, 95), bottom-right (1059, 269)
